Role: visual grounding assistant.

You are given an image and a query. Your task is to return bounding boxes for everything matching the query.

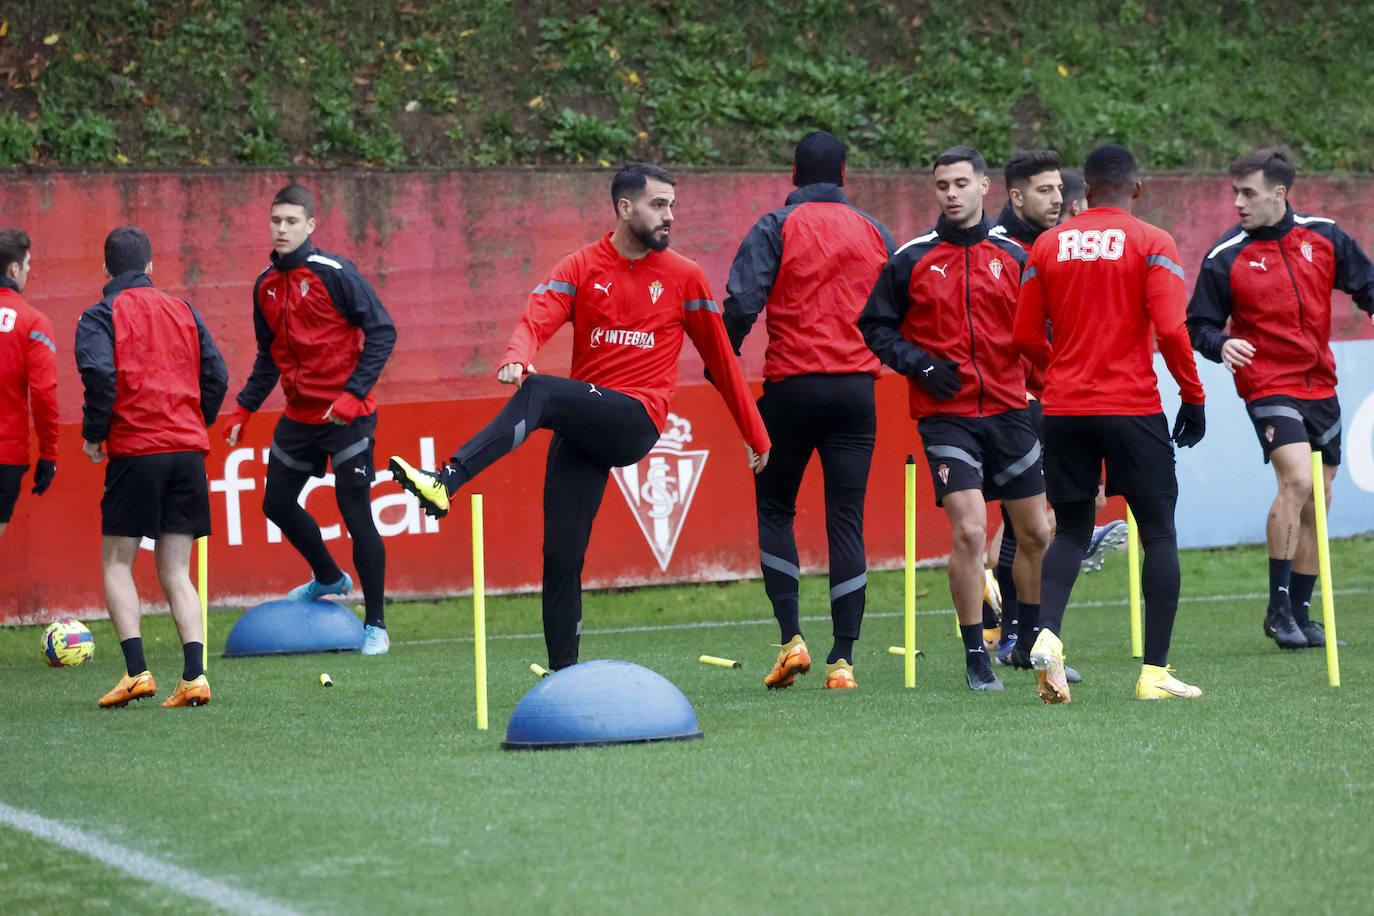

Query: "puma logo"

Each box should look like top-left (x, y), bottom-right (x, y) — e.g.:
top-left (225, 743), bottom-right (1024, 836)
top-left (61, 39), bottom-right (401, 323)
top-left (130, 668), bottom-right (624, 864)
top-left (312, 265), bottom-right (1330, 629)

top-left (929, 264), bottom-right (948, 278)
top-left (266, 288), bottom-right (276, 300)
top-left (922, 366), bottom-right (935, 376)
top-left (588, 383), bottom-right (602, 396)
top-left (353, 467), bottom-right (368, 476)
top-left (1249, 257), bottom-right (1267, 271)
top-left (594, 281), bottom-right (613, 296)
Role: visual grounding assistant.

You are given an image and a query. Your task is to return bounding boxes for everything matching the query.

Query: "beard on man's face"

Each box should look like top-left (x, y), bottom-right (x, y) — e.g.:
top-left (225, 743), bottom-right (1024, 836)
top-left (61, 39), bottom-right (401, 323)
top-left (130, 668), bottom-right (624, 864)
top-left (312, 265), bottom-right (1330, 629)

top-left (632, 219), bottom-right (671, 252)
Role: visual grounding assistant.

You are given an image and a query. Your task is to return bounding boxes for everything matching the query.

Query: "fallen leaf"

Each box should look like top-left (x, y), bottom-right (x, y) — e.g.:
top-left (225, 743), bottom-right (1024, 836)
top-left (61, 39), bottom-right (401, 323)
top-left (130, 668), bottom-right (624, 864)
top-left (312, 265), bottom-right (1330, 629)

top-left (1057, 63), bottom-right (1069, 77)
top-left (43, 33), bottom-right (60, 45)
top-left (404, 100), bottom-right (419, 112)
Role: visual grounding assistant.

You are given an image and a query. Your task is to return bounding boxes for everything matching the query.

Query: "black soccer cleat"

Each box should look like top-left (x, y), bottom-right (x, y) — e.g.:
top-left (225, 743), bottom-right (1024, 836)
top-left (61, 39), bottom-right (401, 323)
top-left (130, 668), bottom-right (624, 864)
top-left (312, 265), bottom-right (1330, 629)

top-left (1266, 608), bottom-right (1308, 650)
top-left (965, 653), bottom-right (1004, 691)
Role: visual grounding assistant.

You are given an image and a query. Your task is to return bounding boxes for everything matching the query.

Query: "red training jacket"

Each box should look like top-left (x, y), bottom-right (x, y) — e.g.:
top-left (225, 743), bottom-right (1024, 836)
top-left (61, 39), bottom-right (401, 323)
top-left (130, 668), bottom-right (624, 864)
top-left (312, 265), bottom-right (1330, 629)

top-left (1186, 205), bottom-right (1374, 403)
top-left (722, 182), bottom-right (895, 380)
top-left (1013, 206), bottom-right (1204, 415)
top-left (75, 272), bottom-right (228, 458)
top-left (859, 215), bottom-right (1029, 420)
top-left (0, 282), bottom-right (59, 465)
top-left (503, 233), bottom-right (771, 454)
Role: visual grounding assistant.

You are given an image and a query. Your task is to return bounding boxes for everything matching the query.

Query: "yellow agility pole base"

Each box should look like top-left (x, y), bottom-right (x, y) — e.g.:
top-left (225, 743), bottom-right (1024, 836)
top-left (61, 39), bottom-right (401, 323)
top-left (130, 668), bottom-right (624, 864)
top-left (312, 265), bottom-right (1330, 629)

top-left (197, 535), bottom-right (208, 671)
top-left (1310, 453), bottom-right (1340, 687)
top-left (1126, 508), bottom-right (1142, 658)
top-left (473, 494), bottom-right (489, 729)
top-left (904, 455), bottom-right (917, 688)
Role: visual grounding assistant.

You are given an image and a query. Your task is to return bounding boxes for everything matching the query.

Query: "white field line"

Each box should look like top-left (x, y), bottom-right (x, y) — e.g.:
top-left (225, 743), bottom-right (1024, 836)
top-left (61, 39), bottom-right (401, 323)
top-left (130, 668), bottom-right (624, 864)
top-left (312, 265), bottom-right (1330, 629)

top-left (0, 801), bottom-right (301, 916)
top-left (399, 587), bottom-right (1371, 646)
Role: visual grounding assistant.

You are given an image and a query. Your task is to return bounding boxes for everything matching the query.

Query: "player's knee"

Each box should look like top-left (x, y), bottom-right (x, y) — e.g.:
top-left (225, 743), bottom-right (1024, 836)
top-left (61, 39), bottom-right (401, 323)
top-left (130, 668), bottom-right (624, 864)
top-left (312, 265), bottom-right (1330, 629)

top-left (950, 521), bottom-right (986, 556)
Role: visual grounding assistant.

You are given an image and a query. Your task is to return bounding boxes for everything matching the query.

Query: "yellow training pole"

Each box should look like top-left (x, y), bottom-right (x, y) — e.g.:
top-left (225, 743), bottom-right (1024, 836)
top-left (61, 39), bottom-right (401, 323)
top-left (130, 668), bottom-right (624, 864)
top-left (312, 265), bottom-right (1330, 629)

top-left (904, 456), bottom-right (916, 688)
top-left (1310, 453), bottom-right (1340, 687)
top-left (197, 535), bottom-right (208, 670)
top-left (472, 494), bottom-right (489, 728)
top-left (1126, 508), bottom-right (1142, 658)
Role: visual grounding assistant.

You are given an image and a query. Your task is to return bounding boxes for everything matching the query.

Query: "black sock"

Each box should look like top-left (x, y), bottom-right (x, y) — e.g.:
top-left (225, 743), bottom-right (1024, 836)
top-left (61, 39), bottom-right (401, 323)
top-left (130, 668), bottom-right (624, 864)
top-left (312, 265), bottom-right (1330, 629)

top-left (1268, 557), bottom-right (1293, 613)
top-left (1017, 603), bottom-right (1041, 644)
top-left (981, 596), bottom-right (999, 629)
top-left (441, 459), bottom-right (470, 497)
top-left (120, 637), bottom-right (146, 677)
top-left (182, 642), bottom-right (204, 681)
top-left (1290, 573), bottom-right (1318, 626)
top-left (828, 637), bottom-right (855, 665)
top-left (774, 594), bottom-right (801, 644)
top-left (959, 624), bottom-right (987, 666)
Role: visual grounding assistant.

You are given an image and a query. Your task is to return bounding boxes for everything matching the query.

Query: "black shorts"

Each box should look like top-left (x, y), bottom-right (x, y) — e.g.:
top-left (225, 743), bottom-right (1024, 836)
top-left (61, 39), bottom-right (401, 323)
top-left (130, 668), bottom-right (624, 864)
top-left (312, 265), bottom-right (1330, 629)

top-left (102, 452), bottom-right (211, 539)
top-left (1042, 413), bottom-right (1176, 504)
top-left (1247, 395), bottom-right (1341, 466)
top-left (269, 413), bottom-right (377, 488)
top-left (916, 409), bottom-right (1045, 507)
top-left (0, 463), bottom-right (27, 523)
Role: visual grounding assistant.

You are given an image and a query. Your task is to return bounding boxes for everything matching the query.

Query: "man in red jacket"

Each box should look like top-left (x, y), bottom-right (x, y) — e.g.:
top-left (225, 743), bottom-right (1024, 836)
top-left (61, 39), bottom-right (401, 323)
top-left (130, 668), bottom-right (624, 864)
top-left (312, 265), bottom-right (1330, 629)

top-left (1014, 144), bottom-right (1206, 703)
top-left (0, 229), bottom-right (58, 540)
top-left (77, 226), bottom-right (228, 708)
top-left (223, 184), bottom-right (397, 655)
top-left (1187, 147), bottom-right (1374, 650)
top-left (861, 146), bottom-right (1052, 693)
top-left (391, 163), bottom-right (771, 671)
top-left (723, 131), bottom-right (894, 690)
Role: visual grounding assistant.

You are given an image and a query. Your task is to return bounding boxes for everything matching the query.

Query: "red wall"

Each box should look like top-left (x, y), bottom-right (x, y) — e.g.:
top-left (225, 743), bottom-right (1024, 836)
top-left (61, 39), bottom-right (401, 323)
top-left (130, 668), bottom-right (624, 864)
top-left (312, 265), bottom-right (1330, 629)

top-left (2, 169), bottom-right (1372, 622)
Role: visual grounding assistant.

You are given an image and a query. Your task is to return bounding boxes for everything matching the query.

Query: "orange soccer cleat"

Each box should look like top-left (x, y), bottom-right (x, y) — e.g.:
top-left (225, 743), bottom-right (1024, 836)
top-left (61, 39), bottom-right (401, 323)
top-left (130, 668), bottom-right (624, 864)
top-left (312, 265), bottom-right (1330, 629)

top-left (764, 635), bottom-right (811, 689)
top-left (822, 659), bottom-right (857, 689)
top-left (161, 675), bottom-right (211, 707)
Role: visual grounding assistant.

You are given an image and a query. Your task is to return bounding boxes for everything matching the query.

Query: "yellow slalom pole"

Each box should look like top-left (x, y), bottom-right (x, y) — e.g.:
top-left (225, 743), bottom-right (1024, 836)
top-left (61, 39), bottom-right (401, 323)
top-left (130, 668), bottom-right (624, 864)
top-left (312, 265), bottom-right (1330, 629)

top-left (472, 494), bottom-right (489, 729)
top-left (197, 535), bottom-right (208, 671)
top-left (1126, 508), bottom-right (1142, 658)
top-left (1310, 453), bottom-right (1340, 687)
top-left (904, 455), bottom-right (916, 688)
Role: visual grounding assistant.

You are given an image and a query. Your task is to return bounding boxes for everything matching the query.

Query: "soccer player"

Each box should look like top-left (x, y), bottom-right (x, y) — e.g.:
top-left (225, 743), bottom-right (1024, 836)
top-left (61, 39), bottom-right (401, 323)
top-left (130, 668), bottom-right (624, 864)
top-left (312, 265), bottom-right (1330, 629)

top-left (722, 130), bottom-right (895, 690)
top-left (1187, 147), bottom-right (1374, 650)
top-left (223, 184), bottom-right (397, 655)
top-left (77, 227), bottom-right (228, 708)
top-left (1058, 169), bottom-right (1087, 222)
top-left (0, 229), bottom-right (58, 540)
top-left (390, 163), bottom-right (771, 671)
top-left (860, 146), bottom-right (1052, 692)
top-left (1013, 143), bottom-right (1206, 703)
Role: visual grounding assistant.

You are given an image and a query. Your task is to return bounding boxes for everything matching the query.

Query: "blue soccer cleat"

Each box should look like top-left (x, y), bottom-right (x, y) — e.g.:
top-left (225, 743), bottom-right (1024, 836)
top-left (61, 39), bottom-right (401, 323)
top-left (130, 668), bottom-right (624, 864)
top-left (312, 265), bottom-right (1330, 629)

top-left (1082, 520), bottom-right (1129, 573)
top-left (286, 572), bottom-right (353, 603)
top-left (361, 624), bottom-right (390, 656)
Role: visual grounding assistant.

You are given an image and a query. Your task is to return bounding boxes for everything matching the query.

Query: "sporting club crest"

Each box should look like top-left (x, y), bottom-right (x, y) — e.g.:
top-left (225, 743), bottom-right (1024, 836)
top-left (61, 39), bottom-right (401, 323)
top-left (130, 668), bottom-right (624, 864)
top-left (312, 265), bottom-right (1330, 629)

top-left (611, 413), bottom-right (708, 571)
top-left (937, 463), bottom-right (949, 485)
top-left (648, 280), bottom-right (664, 304)
top-left (988, 257), bottom-right (1002, 280)
top-left (1300, 241), bottom-right (1313, 263)
top-left (1265, 425), bottom-right (1275, 443)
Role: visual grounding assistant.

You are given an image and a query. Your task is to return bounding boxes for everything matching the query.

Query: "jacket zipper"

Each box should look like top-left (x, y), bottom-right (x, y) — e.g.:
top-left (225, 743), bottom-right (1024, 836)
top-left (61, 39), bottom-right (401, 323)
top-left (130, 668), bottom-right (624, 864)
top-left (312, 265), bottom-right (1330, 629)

top-left (963, 246), bottom-right (986, 416)
top-left (1276, 240), bottom-right (1315, 390)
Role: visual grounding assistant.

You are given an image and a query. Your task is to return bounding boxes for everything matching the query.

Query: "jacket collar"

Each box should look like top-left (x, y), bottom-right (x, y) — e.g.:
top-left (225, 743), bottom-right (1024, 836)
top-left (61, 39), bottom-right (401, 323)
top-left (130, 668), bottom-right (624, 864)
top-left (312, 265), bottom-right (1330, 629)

top-left (1248, 205), bottom-right (1296, 242)
top-left (936, 213), bottom-right (991, 247)
top-left (102, 271), bottom-right (154, 298)
top-left (0, 277), bottom-right (18, 293)
top-left (785, 183), bottom-right (848, 206)
top-left (271, 238), bottom-right (317, 272)
top-left (995, 201), bottom-right (1043, 247)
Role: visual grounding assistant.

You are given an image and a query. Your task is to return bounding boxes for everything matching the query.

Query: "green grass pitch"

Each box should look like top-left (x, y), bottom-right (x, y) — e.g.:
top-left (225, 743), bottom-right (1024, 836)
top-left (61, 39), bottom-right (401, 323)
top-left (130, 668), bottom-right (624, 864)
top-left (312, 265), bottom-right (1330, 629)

top-left (2, 540), bottom-right (1371, 914)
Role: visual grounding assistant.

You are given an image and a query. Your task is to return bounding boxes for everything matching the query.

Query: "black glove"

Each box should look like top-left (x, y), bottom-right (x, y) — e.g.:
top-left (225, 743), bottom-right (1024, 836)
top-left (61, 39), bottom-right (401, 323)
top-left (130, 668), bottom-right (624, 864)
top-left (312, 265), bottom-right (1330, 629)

top-left (1171, 403), bottom-right (1205, 448)
top-left (912, 355), bottom-right (963, 401)
top-left (31, 459), bottom-right (55, 495)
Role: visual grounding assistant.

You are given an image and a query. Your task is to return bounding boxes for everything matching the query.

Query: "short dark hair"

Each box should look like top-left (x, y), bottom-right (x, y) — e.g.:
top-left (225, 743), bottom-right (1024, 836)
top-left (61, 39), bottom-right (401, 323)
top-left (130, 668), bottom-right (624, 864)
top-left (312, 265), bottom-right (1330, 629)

top-left (1060, 168), bottom-right (1086, 207)
top-left (104, 226), bottom-right (152, 277)
top-left (1083, 144), bottom-right (1138, 188)
top-left (1229, 147), bottom-right (1295, 190)
top-left (610, 163), bottom-right (676, 208)
top-left (933, 146), bottom-right (986, 175)
top-left (1004, 149), bottom-right (1061, 190)
top-left (272, 183), bottom-right (316, 218)
top-left (0, 228), bottom-right (30, 278)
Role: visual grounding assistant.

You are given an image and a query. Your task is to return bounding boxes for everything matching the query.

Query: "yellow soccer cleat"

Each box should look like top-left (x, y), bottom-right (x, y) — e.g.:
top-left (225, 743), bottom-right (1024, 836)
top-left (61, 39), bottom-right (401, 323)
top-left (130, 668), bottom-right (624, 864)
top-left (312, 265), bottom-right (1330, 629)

top-left (388, 456), bottom-right (451, 519)
top-left (161, 675), bottom-right (211, 707)
top-left (982, 626), bottom-right (1001, 654)
top-left (1135, 664), bottom-right (1202, 700)
top-left (764, 635), bottom-right (811, 689)
top-left (822, 659), bottom-right (857, 689)
top-left (983, 568), bottom-right (1002, 615)
top-left (99, 670), bottom-right (157, 708)
top-left (1029, 629), bottom-right (1071, 705)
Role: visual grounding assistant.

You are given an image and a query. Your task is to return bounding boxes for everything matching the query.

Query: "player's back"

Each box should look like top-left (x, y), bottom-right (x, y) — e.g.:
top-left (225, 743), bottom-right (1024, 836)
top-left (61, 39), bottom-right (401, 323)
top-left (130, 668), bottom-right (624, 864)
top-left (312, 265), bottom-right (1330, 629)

top-left (1025, 206), bottom-right (1185, 415)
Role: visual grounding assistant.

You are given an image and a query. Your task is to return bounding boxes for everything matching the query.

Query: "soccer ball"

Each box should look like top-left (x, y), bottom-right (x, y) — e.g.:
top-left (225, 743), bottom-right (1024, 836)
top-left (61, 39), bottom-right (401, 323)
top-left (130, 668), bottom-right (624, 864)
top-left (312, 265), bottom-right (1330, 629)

top-left (43, 618), bottom-right (95, 667)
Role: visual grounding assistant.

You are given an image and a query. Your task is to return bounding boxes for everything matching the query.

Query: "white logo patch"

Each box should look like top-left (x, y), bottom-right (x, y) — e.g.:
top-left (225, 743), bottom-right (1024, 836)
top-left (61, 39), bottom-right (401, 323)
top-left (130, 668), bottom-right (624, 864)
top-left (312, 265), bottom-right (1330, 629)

top-left (1057, 229), bottom-right (1126, 262)
top-left (589, 327), bottom-right (655, 349)
top-left (929, 264), bottom-right (948, 278)
top-left (594, 281), bottom-right (613, 296)
top-left (300, 280), bottom-right (310, 296)
top-left (1249, 257), bottom-right (1268, 272)
top-left (611, 414), bottom-right (707, 571)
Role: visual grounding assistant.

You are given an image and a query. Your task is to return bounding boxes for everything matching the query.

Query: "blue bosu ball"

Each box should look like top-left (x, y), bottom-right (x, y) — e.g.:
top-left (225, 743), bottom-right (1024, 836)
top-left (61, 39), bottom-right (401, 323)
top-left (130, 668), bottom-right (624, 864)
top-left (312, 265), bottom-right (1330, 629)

top-left (502, 659), bottom-right (704, 750)
top-left (222, 599), bottom-right (364, 657)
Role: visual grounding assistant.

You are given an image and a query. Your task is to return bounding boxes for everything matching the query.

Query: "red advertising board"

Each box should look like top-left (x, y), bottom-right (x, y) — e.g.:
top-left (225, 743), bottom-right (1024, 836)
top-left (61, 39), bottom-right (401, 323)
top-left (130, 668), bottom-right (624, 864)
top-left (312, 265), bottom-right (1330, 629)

top-left (2, 169), bottom-right (1371, 622)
